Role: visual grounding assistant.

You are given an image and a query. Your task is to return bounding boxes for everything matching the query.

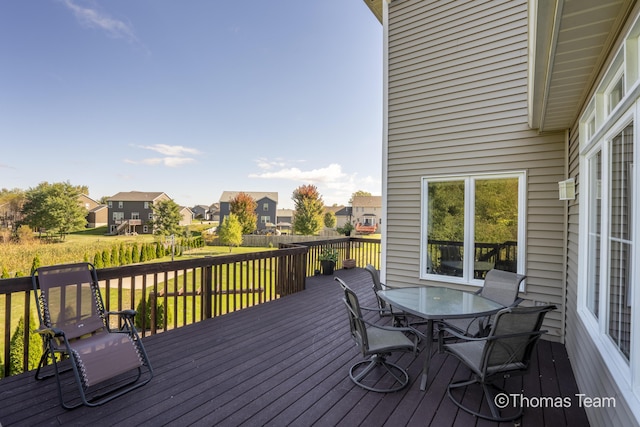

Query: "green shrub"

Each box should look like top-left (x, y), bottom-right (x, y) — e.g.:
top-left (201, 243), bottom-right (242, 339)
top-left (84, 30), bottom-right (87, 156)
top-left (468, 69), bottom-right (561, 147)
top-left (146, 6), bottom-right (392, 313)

top-left (94, 251), bottom-right (103, 268)
top-left (132, 244), bottom-right (140, 263)
top-left (9, 313), bottom-right (42, 375)
top-left (134, 296), bottom-right (168, 330)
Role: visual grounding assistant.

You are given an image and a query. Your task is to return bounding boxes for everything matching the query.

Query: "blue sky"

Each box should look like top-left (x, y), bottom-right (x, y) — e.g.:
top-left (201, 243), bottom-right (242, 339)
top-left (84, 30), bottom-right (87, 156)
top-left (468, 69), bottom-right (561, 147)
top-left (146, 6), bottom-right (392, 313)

top-left (0, 0), bottom-right (382, 209)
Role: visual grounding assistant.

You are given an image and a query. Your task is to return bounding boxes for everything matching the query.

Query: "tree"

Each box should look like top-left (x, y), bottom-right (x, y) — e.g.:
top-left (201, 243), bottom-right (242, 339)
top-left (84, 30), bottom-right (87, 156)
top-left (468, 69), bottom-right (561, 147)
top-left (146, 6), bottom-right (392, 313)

top-left (218, 214), bottom-right (243, 252)
top-left (324, 211), bottom-right (337, 228)
top-left (0, 188), bottom-right (25, 228)
top-left (148, 199), bottom-right (183, 236)
top-left (229, 192), bottom-right (258, 234)
top-left (349, 190), bottom-right (372, 204)
top-left (292, 185), bottom-right (324, 235)
top-left (20, 181), bottom-right (87, 237)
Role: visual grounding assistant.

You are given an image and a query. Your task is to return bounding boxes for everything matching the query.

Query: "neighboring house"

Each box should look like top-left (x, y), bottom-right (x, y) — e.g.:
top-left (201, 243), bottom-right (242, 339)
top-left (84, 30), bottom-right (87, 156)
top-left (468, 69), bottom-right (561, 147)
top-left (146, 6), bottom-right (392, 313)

top-left (107, 191), bottom-right (171, 235)
top-left (86, 205), bottom-right (108, 228)
top-left (276, 208), bottom-right (294, 234)
top-left (365, 0), bottom-right (640, 425)
top-left (351, 196), bottom-right (381, 233)
top-left (78, 194), bottom-right (107, 228)
top-left (219, 191), bottom-right (278, 232)
top-left (191, 205), bottom-right (209, 220)
top-left (178, 206), bottom-right (193, 227)
top-left (208, 203), bottom-right (220, 222)
top-left (334, 205), bottom-right (353, 228)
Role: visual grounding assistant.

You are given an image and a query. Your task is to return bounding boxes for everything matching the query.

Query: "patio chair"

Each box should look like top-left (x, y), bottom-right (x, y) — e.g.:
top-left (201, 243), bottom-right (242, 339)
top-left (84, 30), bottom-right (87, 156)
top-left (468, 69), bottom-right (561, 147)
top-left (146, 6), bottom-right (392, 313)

top-left (335, 277), bottom-right (419, 392)
top-left (364, 264), bottom-right (407, 326)
top-left (439, 304), bottom-right (556, 421)
top-left (442, 269), bottom-right (525, 337)
top-left (33, 262), bottom-right (153, 409)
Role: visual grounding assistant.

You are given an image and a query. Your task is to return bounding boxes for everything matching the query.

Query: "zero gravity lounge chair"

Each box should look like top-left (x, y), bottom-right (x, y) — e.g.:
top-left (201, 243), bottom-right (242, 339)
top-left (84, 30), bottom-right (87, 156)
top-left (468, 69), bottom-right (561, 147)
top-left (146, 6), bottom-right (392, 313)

top-left (33, 263), bottom-right (153, 409)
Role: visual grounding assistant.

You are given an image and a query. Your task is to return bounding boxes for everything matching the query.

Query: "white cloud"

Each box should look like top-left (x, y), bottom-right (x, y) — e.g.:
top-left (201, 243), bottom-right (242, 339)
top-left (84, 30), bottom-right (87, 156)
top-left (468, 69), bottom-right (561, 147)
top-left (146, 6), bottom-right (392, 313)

top-left (60, 0), bottom-right (142, 45)
top-left (137, 144), bottom-right (201, 157)
top-left (250, 162), bottom-right (346, 184)
top-left (124, 144), bottom-right (200, 168)
top-left (249, 159), bottom-right (381, 206)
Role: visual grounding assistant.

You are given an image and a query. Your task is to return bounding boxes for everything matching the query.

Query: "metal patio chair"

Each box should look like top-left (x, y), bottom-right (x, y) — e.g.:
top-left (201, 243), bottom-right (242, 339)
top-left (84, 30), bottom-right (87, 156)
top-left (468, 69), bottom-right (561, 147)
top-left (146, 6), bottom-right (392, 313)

top-left (442, 269), bottom-right (525, 337)
top-left (364, 264), bottom-right (408, 327)
top-left (335, 277), bottom-right (419, 392)
top-left (33, 262), bottom-right (153, 409)
top-left (439, 304), bottom-right (556, 421)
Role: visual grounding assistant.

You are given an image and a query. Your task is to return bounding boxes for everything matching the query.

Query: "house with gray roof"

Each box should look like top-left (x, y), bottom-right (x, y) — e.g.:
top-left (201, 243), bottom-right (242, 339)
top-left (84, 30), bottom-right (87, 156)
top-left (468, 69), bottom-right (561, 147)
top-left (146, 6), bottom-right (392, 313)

top-left (219, 191), bottom-right (278, 232)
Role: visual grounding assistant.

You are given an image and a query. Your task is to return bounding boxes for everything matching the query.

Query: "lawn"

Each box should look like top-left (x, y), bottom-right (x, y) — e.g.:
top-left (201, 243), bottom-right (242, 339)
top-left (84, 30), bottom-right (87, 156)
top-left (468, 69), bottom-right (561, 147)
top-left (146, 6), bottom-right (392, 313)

top-left (0, 228), bottom-right (274, 374)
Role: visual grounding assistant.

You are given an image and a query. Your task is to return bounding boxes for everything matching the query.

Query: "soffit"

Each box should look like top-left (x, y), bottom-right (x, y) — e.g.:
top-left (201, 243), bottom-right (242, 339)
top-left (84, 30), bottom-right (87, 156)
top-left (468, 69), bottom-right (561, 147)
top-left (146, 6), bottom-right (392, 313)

top-left (529, 0), bottom-right (635, 132)
top-left (362, 0), bottom-right (382, 23)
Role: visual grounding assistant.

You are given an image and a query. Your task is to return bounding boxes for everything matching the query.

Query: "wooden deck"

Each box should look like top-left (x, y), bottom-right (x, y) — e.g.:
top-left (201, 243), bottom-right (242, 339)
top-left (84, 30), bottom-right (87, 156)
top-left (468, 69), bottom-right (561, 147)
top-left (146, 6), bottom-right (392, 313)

top-left (0, 268), bottom-right (589, 426)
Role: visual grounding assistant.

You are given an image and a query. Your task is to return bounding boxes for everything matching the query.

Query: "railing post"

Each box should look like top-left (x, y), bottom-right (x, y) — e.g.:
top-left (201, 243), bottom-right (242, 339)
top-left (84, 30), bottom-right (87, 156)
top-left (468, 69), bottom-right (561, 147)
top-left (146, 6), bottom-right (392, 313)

top-left (203, 264), bottom-right (212, 319)
top-left (149, 291), bottom-right (157, 335)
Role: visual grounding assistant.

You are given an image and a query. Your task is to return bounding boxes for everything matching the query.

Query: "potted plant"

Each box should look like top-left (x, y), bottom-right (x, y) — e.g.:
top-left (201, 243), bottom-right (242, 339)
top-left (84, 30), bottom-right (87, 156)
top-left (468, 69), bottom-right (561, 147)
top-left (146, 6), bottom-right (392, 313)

top-left (319, 247), bottom-right (339, 275)
top-left (336, 222), bottom-right (355, 236)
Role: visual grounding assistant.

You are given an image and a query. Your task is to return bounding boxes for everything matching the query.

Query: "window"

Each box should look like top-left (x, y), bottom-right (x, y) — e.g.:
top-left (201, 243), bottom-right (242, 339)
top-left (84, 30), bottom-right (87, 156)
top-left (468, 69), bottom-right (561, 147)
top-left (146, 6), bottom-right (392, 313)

top-left (148, 213), bottom-right (153, 220)
top-left (113, 212), bottom-right (124, 222)
top-left (584, 122), bottom-right (634, 362)
top-left (118, 201), bottom-right (123, 209)
top-left (577, 11), bottom-right (640, 409)
top-left (108, 201), bottom-right (112, 208)
top-left (131, 212), bottom-right (140, 220)
top-left (421, 172), bottom-right (525, 284)
top-left (261, 216), bottom-right (271, 224)
top-left (263, 203), bottom-right (269, 211)
top-left (144, 202), bottom-right (150, 209)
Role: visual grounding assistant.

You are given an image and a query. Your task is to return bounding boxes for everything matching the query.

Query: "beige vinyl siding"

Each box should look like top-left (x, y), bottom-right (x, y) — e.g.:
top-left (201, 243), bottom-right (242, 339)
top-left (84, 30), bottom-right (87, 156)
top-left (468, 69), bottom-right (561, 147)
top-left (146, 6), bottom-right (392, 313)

top-left (384, 0), bottom-right (566, 338)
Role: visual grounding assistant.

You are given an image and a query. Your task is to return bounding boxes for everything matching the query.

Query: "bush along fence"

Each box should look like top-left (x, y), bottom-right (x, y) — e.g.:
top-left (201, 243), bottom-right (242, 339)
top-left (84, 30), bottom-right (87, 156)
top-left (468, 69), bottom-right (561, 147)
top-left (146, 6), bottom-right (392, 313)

top-left (0, 236), bottom-right (205, 278)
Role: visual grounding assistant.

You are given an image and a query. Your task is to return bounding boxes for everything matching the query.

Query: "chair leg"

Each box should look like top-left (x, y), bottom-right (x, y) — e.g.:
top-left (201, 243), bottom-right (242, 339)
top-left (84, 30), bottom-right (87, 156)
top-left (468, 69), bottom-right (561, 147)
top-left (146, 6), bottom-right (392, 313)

top-left (349, 354), bottom-right (410, 393)
top-left (447, 377), bottom-right (523, 422)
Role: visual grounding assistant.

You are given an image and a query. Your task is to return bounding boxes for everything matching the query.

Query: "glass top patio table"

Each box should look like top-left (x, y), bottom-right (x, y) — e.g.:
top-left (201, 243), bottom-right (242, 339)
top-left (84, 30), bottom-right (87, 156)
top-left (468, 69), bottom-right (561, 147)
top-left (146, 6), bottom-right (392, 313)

top-left (377, 286), bottom-right (504, 390)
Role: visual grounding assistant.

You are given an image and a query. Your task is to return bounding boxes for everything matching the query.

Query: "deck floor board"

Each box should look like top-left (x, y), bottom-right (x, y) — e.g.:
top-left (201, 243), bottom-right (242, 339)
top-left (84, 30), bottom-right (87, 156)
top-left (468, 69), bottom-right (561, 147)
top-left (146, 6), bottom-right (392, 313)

top-left (0, 268), bottom-right (589, 426)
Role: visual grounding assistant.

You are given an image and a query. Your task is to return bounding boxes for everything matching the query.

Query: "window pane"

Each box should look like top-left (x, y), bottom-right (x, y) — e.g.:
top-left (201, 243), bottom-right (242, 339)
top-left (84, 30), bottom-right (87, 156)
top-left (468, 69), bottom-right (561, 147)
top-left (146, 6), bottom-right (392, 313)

top-left (474, 178), bottom-right (519, 276)
top-left (608, 76), bottom-right (624, 114)
top-left (608, 124), bottom-right (633, 361)
top-left (587, 151), bottom-right (602, 317)
top-left (426, 180), bottom-right (465, 277)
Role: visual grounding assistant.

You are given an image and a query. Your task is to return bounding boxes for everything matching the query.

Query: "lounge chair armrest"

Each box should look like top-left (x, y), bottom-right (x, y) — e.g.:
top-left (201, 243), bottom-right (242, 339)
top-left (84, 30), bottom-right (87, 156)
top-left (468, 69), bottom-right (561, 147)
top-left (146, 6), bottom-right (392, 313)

top-left (36, 327), bottom-right (64, 337)
top-left (107, 309), bottom-right (137, 319)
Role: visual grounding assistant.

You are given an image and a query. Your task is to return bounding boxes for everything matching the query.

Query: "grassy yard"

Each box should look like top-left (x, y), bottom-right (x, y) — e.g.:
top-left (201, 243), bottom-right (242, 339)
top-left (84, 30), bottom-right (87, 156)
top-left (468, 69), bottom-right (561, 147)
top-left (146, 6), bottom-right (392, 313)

top-left (0, 224), bottom-right (274, 373)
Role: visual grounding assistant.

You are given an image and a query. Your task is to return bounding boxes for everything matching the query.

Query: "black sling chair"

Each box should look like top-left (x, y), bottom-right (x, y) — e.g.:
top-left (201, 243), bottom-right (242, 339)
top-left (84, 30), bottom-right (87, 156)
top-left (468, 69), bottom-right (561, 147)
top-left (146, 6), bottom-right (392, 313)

top-left (33, 263), bottom-right (153, 409)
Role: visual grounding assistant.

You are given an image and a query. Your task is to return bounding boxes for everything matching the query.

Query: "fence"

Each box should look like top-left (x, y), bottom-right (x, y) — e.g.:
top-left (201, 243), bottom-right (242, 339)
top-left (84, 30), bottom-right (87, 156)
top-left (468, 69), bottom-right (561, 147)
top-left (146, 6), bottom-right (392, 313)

top-left (0, 237), bottom-right (381, 378)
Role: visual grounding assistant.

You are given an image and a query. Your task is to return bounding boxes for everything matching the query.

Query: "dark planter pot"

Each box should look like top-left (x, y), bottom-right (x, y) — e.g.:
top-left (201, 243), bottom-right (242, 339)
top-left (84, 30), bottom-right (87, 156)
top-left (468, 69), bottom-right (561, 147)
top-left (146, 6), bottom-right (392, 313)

top-left (320, 260), bottom-right (335, 275)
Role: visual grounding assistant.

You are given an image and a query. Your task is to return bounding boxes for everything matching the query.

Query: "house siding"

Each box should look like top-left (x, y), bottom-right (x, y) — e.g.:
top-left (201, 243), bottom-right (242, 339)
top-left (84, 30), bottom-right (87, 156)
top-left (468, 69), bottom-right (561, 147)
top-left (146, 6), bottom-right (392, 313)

top-left (564, 2), bottom-right (640, 425)
top-left (384, 0), bottom-right (566, 338)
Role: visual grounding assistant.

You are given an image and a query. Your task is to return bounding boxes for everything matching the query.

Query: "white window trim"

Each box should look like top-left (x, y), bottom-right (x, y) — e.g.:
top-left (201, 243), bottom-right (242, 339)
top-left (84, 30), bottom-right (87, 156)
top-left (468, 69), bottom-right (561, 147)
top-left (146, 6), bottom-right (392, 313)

top-left (578, 99), bottom-right (640, 404)
top-left (419, 171), bottom-right (527, 287)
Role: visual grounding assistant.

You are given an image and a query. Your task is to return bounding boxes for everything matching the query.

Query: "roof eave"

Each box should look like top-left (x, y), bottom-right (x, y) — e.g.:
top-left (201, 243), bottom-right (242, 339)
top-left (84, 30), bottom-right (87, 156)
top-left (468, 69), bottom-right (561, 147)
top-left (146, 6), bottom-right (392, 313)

top-left (362, 0), bottom-right (383, 23)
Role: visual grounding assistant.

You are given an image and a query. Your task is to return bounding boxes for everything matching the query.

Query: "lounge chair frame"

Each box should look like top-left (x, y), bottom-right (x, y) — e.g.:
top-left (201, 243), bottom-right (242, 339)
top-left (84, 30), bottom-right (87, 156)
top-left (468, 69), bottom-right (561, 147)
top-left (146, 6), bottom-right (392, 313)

top-left (33, 262), bottom-right (153, 409)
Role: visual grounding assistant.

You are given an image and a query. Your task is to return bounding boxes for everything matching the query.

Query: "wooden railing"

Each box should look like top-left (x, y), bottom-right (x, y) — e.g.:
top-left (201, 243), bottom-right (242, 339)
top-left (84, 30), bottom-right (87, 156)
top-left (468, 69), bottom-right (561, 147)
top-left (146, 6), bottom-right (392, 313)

top-left (0, 237), bottom-right (380, 378)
